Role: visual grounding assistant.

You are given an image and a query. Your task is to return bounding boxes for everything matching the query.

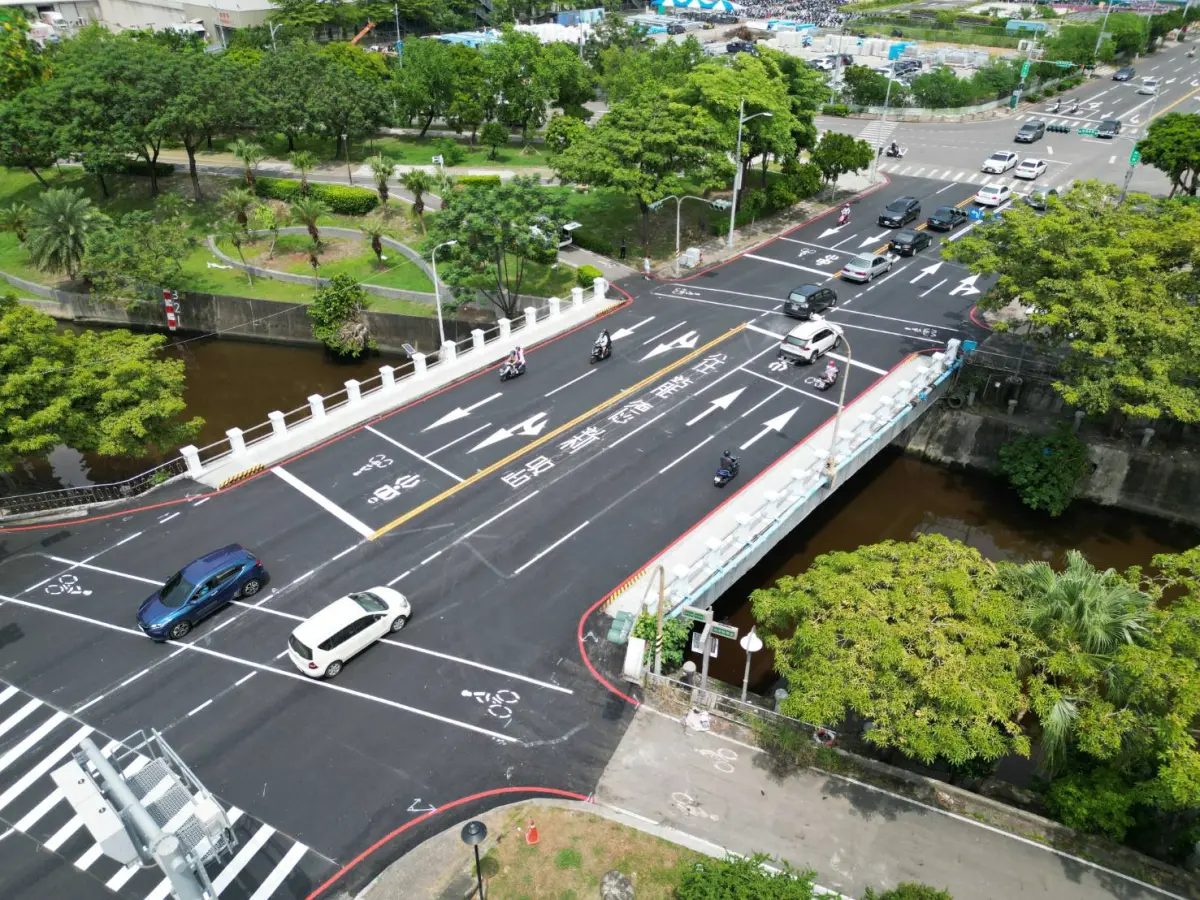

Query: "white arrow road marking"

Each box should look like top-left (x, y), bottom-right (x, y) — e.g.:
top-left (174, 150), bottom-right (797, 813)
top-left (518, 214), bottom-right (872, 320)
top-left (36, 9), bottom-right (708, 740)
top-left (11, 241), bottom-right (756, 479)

top-left (818, 224), bottom-right (845, 239)
top-left (920, 278), bottom-right (947, 298)
top-left (641, 330), bottom-right (700, 361)
top-left (407, 799), bottom-right (437, 813)
top-left (909, 261), bottom-right (943, 283)
top-left (470, 412), bottom-right (549, 452)
top-left (424, 392), bottom-right (502, 431)
top-left (859, 233), bottom-right (889, 248)
top-left (745, 322), bottom-right (786, 340)
top-left (641, 320), bottom-right (688, 345)
top-left (610, 316), bottom-right (656, 340)
top-left (685, 388), bottom-right (747, 426)
top-left (741, 407), bottom-right (799, 450)
top-left (950, 274), bottom-right (982, 297)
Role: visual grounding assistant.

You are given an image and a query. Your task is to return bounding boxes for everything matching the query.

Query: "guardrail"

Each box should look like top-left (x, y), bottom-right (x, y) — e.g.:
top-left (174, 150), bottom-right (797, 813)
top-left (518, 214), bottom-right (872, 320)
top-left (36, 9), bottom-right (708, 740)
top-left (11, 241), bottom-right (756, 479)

top-left (660, 347), bottom-right (961, 616)
top-left (2, 280), bottom-right (609, 518)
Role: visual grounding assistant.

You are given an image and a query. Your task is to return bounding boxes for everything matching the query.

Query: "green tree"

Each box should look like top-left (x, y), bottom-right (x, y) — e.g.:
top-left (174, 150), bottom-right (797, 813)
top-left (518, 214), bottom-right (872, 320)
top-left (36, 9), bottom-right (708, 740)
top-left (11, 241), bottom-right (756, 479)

top-left (369, 154), bottom-right (395, 205)
top-left (83, 210), bottom-right (193, 307)
top-left (996, 426), bottom-right (1091, 517)
top-left (1045, 23), bottom-right (1105, 66)
top-left (308, 272), bottom-right (375, 355)
top-left (553, 85), bottom-right (731, 245)
top-left (942, 181), bottom-right (1200, 423)
top-left (811, 131), bottom-right (874, 190)
top-left (428, 174), bottom-right (566, 319)
top-left (752, 534), bottom-right (1032, 767)
top-left (540, 40), bottom-right (596, 112)
top-left (252, 199), bottom-right (289, 256)
top-left (0, 292), bottom-right (202, 471)
top-left (290, 195), bottom-right (328, 245)
top-left (400, 169), bottom-right (432, 233)
top-left (0, 92), bottom-right (58, 186)
top-left (543, 113), bottom-right (587, 155)
top-left (0, 14), bottom-right (46, 102)
top-left (361, 216), bottom-right (385, 262)
top-left (631, 610), bottom-right (692, 672)
top-left (842, 65), bottom-right (891, 107)
top-left (0, 202), bottom-right (29, 243)
top-left (259, 43), bottom-right (325, 152)
top-left (1136, 112), bottom-right (1200, 198)
top-left (217, 220), bottom-right (254, 286)
top-left (309, 49), bottom-right (390, 159)
top-left (675, 854), bottom-right (817, 900)
top-left (26, 188), bottom-right (105, 280)
top-left (220, 187), bottom-right (258, 228)
top-left (862, 885), bottom-right (954, 900)
top-left (909, 66), bottom-right (967, 109)
top-left (288, 150), bottom-right (318, 196)
top-left (391, 38), bottom-right (465, 137)
top-left (479, 121), bottom-right (509, 161)
top-left (483, 28), bottom-right (557, 139)
top-left (595, 36), bottom-right (704, 104)
top-left (231, 138), bottom-right (266, 188)
top-left (159, 48), bottom-right (244, 201)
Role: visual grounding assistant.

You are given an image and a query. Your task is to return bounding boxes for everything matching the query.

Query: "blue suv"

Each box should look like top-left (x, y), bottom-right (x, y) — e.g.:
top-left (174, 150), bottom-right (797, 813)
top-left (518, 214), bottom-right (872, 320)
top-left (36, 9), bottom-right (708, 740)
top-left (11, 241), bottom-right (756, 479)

top-left (137, 545), bottom-right (268, 641)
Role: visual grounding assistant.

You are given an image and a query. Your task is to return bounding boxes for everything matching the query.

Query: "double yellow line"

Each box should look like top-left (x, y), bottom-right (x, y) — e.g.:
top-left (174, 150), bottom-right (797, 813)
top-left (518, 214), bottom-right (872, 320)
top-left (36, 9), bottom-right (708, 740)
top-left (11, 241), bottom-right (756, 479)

top-left (371, 323), bottom-right (748, 540)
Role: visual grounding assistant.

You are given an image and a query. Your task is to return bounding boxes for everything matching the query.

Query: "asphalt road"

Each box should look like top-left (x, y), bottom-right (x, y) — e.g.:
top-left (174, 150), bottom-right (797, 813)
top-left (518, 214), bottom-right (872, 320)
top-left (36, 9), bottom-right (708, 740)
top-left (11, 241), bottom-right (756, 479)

top-left (826, 40), bottom-right (1200, 198)
top-left (0, 174), bottom-right (992, 899)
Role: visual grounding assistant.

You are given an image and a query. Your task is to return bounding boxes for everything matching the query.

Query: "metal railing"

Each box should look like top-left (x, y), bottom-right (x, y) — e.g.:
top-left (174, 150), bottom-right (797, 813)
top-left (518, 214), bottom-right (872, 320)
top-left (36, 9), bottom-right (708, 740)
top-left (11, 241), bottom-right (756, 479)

top-left (0, 456), bottom-right (189, 518)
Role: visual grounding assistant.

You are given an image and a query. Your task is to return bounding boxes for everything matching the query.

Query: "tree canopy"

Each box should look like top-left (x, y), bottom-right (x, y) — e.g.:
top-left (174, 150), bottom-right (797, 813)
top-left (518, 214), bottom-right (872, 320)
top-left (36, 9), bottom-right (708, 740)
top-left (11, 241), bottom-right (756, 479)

top-left (308, 272), bottom-right (375, 356)
top-left (1136, 112), bottom-right (1200, 198)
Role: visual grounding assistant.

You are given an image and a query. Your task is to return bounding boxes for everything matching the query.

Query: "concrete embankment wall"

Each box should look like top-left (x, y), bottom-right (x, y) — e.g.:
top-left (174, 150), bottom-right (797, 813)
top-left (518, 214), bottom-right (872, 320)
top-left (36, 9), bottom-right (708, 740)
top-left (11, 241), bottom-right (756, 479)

top-left (900, 405), bottom-right (1200, 528)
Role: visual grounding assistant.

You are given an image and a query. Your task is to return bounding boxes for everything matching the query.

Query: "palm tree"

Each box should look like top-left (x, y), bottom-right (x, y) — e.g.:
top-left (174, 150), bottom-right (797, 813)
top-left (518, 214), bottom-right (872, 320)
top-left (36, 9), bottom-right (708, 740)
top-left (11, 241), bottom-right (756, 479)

top-left (369, 155), bottom-right (395, 206)
top-left (232, 139), bottom-right (266, 188)
top-left (252, 200), bottom-right (289, 257)
top-left (0, 202), bottom-right (30, 243)
top-left (289, 151), bottom-right (317, 196)
top-left (220, 187), bottom-right (257, 228)
top-left (401, 169), bottom-right (433, 234)
top-left (26, 188), bottom-right (103, 280)
top-left (362, 218), bottom-right (386, 263)
top-left (218, 220), bottom-right (253, 286)
top-left (1000, 551), bottom-right (1153, 772)
top-left (290, 196), bottom-right (329, 246)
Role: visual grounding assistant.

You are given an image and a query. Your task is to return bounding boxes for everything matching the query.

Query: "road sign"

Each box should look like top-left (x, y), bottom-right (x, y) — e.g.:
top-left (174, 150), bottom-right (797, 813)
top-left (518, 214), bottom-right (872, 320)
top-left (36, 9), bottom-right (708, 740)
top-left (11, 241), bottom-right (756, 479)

top-left (1078, 128), bottom-right (1098, 136)
top-left (1020, 59), bottom-right (1031, 79)
top-left (1054, 60), bottom-right (1074, 68)
top-left (681, 607), bottom-right (709, 624)
top-left (1129, 149), bottom-right (1141, 165)
top-left (711, 622), bottom-right (739, 640)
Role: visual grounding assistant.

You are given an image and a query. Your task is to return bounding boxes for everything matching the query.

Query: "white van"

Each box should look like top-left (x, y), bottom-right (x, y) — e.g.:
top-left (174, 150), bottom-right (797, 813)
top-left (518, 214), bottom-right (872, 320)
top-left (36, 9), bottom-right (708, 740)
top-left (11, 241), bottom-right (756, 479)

top-left (287, 588), bottom-right (411, 679)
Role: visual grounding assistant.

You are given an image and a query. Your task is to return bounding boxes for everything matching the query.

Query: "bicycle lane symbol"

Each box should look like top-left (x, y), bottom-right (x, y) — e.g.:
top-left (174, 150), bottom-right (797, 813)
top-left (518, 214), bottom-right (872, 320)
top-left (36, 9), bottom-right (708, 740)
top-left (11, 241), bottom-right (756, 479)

top-left (45, 574), bottom-right (92, 597)
top-left (462, 689), bottom-right (520, 727)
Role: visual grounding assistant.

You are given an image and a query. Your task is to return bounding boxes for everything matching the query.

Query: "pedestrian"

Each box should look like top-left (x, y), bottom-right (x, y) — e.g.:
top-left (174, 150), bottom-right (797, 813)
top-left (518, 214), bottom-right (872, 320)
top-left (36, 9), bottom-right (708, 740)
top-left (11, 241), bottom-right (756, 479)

top-left (619, 238), bottom-right (627, 261)
top-left (643, 256), bottom-right (652, 280)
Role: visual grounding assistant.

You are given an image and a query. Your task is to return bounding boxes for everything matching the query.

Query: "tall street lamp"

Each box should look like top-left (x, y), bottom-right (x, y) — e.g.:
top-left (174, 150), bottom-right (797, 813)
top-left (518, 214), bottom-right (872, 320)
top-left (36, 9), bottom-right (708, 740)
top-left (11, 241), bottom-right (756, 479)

top-left (342, 133), bottom-right (354, 185)
top-left (823, 329), bottom-right (853, 488)
top-left (649, 194), bottom-right (718, 275)
top-left (726, 98), bottom-right (773, 250)
top-left (431, 239), bottom-right (457, 348)
top-left (461, 820), bottom-right (488, 899)
top-left (868, 72), bottom-right (896, 183)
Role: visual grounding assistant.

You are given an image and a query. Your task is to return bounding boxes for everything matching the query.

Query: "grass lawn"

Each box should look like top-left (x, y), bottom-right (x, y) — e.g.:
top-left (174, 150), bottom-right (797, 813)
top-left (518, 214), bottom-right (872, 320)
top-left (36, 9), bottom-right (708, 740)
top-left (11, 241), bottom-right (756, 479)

top-left (480, 805), bottom-right (700, 900)
top-left (216, 233), bottom-right (435, 293)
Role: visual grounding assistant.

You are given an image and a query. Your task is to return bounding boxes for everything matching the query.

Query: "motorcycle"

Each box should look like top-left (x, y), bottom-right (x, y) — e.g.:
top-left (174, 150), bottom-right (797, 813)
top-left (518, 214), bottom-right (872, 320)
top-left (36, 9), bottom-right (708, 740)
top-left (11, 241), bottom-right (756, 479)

top-left (1070, 100), bottom-right (1080, 114)
top-left (499, 359), bottom-right (526, 382)
top-left (1051, 99), bottom-right (1061, 113)
top-left (714, 457), bottom-right (740, 488)
top-left (590, 340), bottom-right (612, 364)
top-left (884, 145), bottom-right (907, 159)
top-left (837, 208), bottom-right (851, 226)
top-left (816, 368), bottom-right (839, 392)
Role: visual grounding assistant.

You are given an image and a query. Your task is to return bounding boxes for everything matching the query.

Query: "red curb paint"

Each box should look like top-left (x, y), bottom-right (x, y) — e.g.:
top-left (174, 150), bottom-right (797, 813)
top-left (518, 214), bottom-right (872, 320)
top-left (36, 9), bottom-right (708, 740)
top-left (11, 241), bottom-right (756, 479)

top-left (303, 786), bottom-right (590, 900)
top-left (969, 306), bottom-right (992, 330)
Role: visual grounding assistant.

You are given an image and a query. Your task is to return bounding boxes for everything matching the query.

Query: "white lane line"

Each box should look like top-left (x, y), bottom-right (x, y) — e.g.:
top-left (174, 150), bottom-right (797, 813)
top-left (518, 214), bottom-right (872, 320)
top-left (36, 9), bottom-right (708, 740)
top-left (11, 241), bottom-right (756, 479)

top-left (247, 842), bottom-right (309, 900)
top-left (455, 490), bottom-right (541, 543)
top-left (366, 426), bottom-right (464, 484)
top-left (640, 321), bottom-right (689, 345)
top-left (740, 368), bottom-right (839, 407)
top-left (743, 253), bottom-right (833, 278)
top-left (331, 544), bottom-right (358, 562)
top-left (833, 307), bottom-right (963, 334)
top-left (75, 843), bottom-right (104, 871)
top-left (46, 815), bottom-right (83, 851)
top-left (385, 568), bottom-right (413, 587)
top-left (0, 686), bottom-right (18, 707)
top-left (235, 672), bottom-right (256, 687)
top-left (0, 699), bottom-right (43, 740)
top-left (953, 170), bottom-right (965, 181)
top-left (0, 593), bottom-right (521, 745)
top-left (157, 512), bottom-right (179, 525)
top-left (106, 862), bottom-right (141, 892)
top-left (662, 284), bottom-right (782, 304)
top-left (745, 322), bottom-right (786, 340)
top-left (213, 824), bottom-right (277, 895)
top-left (659, 435), bottom-right (716, 475)
top-left (271, 467), bottom-right (374, 539)
top-left (608, 411), bottom-right (669, 449)
top-left (778, 237), bottom-right (849, 254)
top-left (420, 549), bottom-right (443, 565)
top-left (831, 234), bottom-right (856, 249)
top-left (120, 668), bottom-right (153, 688)
top-left (115, 531), bottom-right (145, 546)
top-left (0, 725), bottom-right (93, 815)
top-left (652, 292), bottom-right (774, 316)
top-left (695, 344), bottom-right (778, 398)
top-left (920, 278), bottom-right (948, 298)
top-left (20, 532), bottom-right (146, 595)
top-left (187, 699), bottom-right (213, 717)
top-left (545, 370), bottom-right (595, 398)
top-left (512, 521), bottom-right (591, 577)
top-left (1109, 155), bottom-right (1116, 164)
top-left (837, 319), bottom-right (947, 344)
top-left (934, 182), bottom-right (957, 194)
top-left (43, 556), bottom-right (159, 586)
top-left (825, 351), bottom-right (886, 375)
top-left (740, 387), bottom-right (785, 419)
top-left (191, 497), bottom-right (210, 507)
top-left (429, 422), bottom-right (491, 456)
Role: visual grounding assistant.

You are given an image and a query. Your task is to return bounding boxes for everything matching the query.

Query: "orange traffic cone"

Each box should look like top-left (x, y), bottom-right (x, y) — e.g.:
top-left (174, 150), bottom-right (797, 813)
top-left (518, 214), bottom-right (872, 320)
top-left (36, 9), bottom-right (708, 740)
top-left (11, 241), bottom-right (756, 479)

top-left (525, 820), bottom-right (539, 845)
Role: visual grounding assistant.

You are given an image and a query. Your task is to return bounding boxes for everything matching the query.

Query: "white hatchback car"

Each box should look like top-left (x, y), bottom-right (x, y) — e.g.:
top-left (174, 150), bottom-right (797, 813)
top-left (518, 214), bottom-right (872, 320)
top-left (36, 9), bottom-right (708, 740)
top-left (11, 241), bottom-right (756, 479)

top-left (287, 588), bottom-right (411, 678)
top-left (982, 151), bottom-right (1018, 174)
top-left (777, 318), bottom-right (844, 365)
top-left (1014, 158), bottom-right (1047, 180)
top-left (975, 183), bottom-right (1013, 207)
top-left (1138, 77), bottom-right (1160, 95)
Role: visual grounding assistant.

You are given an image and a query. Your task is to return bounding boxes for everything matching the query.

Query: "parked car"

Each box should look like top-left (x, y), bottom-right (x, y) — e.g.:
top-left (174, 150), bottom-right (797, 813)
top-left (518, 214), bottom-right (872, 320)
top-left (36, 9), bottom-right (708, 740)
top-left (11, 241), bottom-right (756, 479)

top-left (1025, 186), bottom-right (1059, 210)
top-left (894, 58), bottom-right (921, 74)
top-left (840, 253), bottom-right (893, 282)
top-left (777, 319), bottom-right (843, 364)
top-left (974, 183), bottom-right (1013, 207)
top-left (287, 588), bottom-right (411, 679)
top-left (1137, 77), bottom-right (1160, 95)
top-left (783, 284), bottom-right (837, 319)
top-left (888, 228), bottom-right (932, 257)
top-left (726, 39), bottom-right (757, 55)
top-left (926, 206), bottom-right (969, 231)
top-left (1113, 66), bottom-right (1136, 81)
top-left (667, 22), bottom-right (686, 34)
top-left (982, 151), bottom-right (1019, 174)
top-left (137, 545), bottom-right (268, 641)
top-left (878, 196), bottom-right (921, 227)
top-left (1014, 158), bottom-right (1047, 180)
top-left (1097, 118), bottom-right (1122, 138)
top-left (1015, 120), bottom-right (1045, 143)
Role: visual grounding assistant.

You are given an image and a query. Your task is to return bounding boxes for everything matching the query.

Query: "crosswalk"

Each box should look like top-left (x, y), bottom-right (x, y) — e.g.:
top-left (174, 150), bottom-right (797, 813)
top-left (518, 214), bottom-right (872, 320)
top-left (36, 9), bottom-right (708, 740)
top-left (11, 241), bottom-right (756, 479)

top-left (873, 162), bottom-right (1072, 196)
top-left (858, 120), bottom-right (896, 146)
top-left (0, 683), bottom-right (333, 900)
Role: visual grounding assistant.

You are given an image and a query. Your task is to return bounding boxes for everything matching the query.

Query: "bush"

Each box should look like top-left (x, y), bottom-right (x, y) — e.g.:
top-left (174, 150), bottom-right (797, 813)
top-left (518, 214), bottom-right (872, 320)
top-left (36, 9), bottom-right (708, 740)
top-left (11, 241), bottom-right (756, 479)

top-left (455, 174), bottom-right (503, 188)
top-left (1023, 91), bottom-right (1043, 104)
top-left (570, 229), bottom-right (617, 258)
top-left (430, 136), bottom-right (466, 167)
top-left (996, 425), bottom-right (1091, 517)
top-left (255, 177), bottom-right (378, 215)
top-left (120, 160), bottom-right (175, 177)
top-left (861, 885), bottom-right (954, 900)
top-left (677, 854), bottom-right (817, 899)
top-left (575, 264), bottom-right (602, 288)
top-left (632, 610), bottom-right (692, 672)
top-left (784, 161), bottom-right (824, 200)
top-left (822, 103), bottom-right (852, 116)
top-left (560, 103), bottom-right (593, 121)
top-left (1043, 84), bottom-right (1059, 96)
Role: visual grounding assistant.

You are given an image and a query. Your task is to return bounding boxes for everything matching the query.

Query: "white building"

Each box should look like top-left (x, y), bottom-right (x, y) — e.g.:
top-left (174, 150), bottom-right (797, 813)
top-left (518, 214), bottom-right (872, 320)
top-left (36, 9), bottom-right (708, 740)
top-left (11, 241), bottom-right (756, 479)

top-left (0, 0), bottom-right (273, 41)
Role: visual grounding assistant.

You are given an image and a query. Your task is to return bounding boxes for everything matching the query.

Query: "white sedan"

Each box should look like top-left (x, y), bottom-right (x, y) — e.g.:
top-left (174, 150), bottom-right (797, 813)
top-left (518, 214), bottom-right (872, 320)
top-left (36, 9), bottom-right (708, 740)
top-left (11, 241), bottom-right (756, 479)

top-left (1014, 158), bottom-right (1047, 180)
top-left (975, 184), bottom-right (1013, 207)
top-left (981, 151), bottom-right (1018, 174)
top-left (287, 588), bottom-right (411, 678)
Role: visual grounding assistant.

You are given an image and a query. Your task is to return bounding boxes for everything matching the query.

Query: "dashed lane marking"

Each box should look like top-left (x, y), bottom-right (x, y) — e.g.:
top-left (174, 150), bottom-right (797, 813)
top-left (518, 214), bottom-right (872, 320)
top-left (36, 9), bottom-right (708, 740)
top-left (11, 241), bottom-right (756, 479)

top-left (512, 521), bottom-right (591, 577)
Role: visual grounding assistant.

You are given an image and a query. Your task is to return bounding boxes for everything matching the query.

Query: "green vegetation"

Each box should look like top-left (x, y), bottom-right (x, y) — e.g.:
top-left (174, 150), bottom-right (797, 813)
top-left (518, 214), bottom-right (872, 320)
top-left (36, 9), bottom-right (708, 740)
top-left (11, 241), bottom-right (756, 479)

top-left (632, 610), bottom-right (693, 672)
top-left (676, 854), bottom-right (818, 899)
top-left (308, 272), bottom-right (374, 356)
top-left (1135, 113), bottom-right (1200, 198)
top-left (997, 426), bottom-right (1091, 517)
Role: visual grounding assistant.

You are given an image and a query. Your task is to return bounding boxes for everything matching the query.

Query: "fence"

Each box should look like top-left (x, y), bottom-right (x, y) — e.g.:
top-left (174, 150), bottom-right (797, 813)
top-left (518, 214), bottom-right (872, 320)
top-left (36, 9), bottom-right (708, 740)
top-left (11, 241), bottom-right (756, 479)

top-left (645, 672), bottom-right (817, 736)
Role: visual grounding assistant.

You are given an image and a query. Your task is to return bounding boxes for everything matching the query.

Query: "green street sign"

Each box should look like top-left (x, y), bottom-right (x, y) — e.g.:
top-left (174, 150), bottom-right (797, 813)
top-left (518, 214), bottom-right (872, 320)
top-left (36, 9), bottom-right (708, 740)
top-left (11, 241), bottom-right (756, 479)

top-left (1020, 60), bottom-right (1031, 78)
top-left (1129, 149), bottom-right (1141, 165)
top-left (1054, 60), bottom-right (1074, 68)
top-left (711, 622), bottom-right (739, 640)
top-left (681, 607), bottom-right (709, 624)
top-left (1078, 128), bottom-right (1098, 136)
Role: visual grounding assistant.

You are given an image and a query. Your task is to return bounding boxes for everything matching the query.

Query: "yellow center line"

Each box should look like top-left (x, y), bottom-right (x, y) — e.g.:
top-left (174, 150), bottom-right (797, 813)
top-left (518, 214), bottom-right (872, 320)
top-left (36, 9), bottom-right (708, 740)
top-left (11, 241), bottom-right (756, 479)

top-left (370, 323), bottom-right (749, 540)
top-left (1150, 84), bottom-right (1200, 119)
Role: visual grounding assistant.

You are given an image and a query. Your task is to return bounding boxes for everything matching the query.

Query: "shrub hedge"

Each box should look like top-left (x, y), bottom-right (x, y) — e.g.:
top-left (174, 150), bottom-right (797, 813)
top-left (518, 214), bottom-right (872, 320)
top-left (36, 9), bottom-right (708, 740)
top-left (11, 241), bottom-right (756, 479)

top-left (575, 264), bottom-right (602, 288)
top-left (822, 103), bottom-right (852, 117)
top-left (121, 160), bottom-right (175, 177)
top-left (455, 174), bottom-right (503, 188)
top-left (254, 177), bottom-right (379, 215)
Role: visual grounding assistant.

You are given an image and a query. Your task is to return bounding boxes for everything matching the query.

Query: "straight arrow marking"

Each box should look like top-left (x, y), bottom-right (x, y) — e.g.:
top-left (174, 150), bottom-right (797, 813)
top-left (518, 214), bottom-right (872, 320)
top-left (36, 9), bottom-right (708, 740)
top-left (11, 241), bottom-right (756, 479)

top-left (740, 407), bottom-right (799, 450)
top-left (859, 233), bottom-right (889, 248)
top-left (424, 392), bottom-right (503, 431)
top-left (685, 387), bottom-right (747, 427)
top-left (910, 261), bottom-right (943, 283)
top-left (610, 316), bottom-right (656, 340)
top-left (470, 412), bottom-right (549, 453)
top-left (641, 330), bottom-right (700, 362)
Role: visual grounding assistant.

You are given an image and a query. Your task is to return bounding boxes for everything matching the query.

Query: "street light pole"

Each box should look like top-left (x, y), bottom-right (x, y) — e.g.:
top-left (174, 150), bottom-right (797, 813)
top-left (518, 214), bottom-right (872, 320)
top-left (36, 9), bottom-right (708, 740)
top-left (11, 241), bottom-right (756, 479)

top-left (431, 239), bottom-right (457, 348)
top-left (823, 332), bottom-right (853, 488)
top-left (1093, 2), bottom-right (1113, 61)
top-left (726, 99), bottom-right (772, 251)
top-left (868, 73), bottom-right (895, 183)
top-left (342, 133), bottom-right (353, 185)
top-left (461, 821), bottom-right (488, 900)
top-left (650, 194), bottom-right (712, 275)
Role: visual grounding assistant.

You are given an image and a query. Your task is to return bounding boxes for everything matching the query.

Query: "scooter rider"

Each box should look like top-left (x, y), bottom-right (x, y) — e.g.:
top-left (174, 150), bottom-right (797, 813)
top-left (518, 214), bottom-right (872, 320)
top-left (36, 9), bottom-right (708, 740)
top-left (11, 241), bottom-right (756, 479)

top-left (823, 358), bottom-right (839, 385)
top-left (505, 346), bottom-right (526, 372)
top-left (839, 204), bottom-right (851, 223)
top-left (719, 449), bottom-right (738, 473)
top-left (596, 329), bottom-right (611, 353)
top-left (889, 140), bottom-right (900, 157)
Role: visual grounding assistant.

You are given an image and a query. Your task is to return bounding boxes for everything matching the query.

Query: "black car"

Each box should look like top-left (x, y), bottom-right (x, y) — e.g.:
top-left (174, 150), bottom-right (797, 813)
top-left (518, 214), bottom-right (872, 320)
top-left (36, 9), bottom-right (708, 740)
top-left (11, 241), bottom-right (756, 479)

top-left (878, 196), bottom-right (921, 228)
top-left (888, 228), bottom-right (932, 256)
top-left (894, 59), bottom-right (921, 74)
top-left (667, 22), bottom-right (686, 34)
top-left (926, 206), bottom-right (969, 231)
top-left (1015, 120), bottom-right (1045, 143)
top-left (783, 283), bottom-right (837, 319)
top-left (726, 40), bottom-right (757, 55)
top-left (1098, 118), bottom-right (1122, 138)
top-left (1113, 66), bottom-right (1136, 81)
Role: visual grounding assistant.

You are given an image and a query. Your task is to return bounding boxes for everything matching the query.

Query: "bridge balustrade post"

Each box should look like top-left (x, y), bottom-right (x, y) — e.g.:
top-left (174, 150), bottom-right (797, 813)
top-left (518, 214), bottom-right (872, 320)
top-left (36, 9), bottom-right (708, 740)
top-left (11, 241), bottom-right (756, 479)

top-left (440, 341), bottom-right (457, 364)
top-left (344, 380), bottom-right (362, 405)
top-left (380, 365), bottom-right (396, 390)
top-left (411, 353), bottom-right (427, 378)
top-left (307, 394), bottom-right (326, 421)
top-left (548, 298), bottom-right (561, 319)
top-left (471, 329), bottom-right (485, 352)
top-left (180, 445), bottom-right (204, 477)
top-left (498, 318), bottom-right (511, 339)
top-left (268, 411), bottom-right (287, 438)
top-left (571, 287), bottom-right (585, 311)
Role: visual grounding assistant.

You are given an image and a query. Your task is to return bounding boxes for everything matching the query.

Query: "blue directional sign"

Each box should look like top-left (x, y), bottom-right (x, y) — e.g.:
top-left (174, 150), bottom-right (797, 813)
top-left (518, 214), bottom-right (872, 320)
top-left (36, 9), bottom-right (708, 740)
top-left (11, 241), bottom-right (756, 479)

top-left (968, 207), bottom-right (985, 221)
